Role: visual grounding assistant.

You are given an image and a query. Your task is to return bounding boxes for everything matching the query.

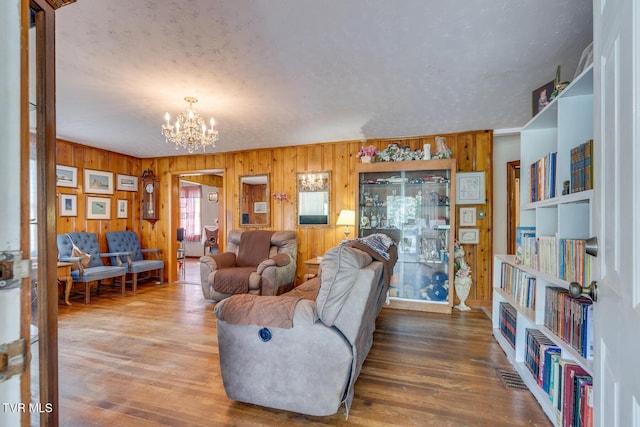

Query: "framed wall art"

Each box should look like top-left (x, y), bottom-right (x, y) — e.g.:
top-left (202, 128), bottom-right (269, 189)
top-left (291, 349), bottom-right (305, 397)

top-left (459, 228), bottom-right (480, 245)
top-left (116, 199), bottom-right (128, 219)
top-left (86, 196), bottom-right (111, 220)
top-left (56, 165), bottom-right (78, 188)
top-left (532, 80), bottom-right (555, 117)
top-left (116, 174), bottom-right (138, 191)
top-left (84, 169), bottom-right (114, 195)
top-left (59, 194), bottom-right (77, 217)
top-left (459, 207), bottom-right (477, 226)
top-left (456, 171), bottom-right (485, 205)
top-left (254, 201), bottom-right (267, 214)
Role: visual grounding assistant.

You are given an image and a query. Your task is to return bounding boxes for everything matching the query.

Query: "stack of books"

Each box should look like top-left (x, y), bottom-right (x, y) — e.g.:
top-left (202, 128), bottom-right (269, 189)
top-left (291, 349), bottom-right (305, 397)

top-left (553, 358), bottom-right (593, 427)
top-left (570, 139), bottom-right (594, 193)
top-left (529, 151), bottom-right (557, 202)
top-left (525, 327), bottom-right (594, 427)
top-left (537, 235), bottom-right (559, 277)
top-left (515, 226), bottom-right (537, 267)
top-left (544, 287), bottom-right (594, 360)
top-left (558, 239), bottom-right (591, 286)
top-left (500, 262), bottom-right (536, 309)
top-left (498, 302), bottom-right (517, 349)
top-left (525, 328), bottom-right (561, 390)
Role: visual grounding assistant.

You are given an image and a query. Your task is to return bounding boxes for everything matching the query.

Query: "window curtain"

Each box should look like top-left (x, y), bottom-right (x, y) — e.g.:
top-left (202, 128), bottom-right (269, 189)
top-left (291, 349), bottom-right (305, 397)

top-left (180, 185), bottom-right (202, 241)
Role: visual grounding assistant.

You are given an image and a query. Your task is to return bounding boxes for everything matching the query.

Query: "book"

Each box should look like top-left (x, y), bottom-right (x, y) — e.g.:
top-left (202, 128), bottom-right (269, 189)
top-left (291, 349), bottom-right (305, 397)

top-left (515, 226), bottom-right (536, 264)
top-left (561, 362), bottom-right (590, 427)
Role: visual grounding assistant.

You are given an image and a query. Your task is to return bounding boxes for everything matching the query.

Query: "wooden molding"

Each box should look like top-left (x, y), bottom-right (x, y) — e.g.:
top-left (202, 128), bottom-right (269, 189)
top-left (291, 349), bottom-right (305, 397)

top-left (44, 0), bottom-right (76, 9)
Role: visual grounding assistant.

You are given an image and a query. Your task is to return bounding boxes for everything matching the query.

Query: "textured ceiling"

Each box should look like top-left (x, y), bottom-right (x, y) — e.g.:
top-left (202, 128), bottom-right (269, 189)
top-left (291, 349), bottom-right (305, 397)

top-left (54, 0), bottom-right (593, 158)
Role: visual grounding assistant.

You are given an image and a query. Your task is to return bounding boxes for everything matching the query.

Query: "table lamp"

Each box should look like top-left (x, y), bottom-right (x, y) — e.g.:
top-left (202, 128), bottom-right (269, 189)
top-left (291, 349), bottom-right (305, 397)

top-left (336, 209), bottom-right (356, 239)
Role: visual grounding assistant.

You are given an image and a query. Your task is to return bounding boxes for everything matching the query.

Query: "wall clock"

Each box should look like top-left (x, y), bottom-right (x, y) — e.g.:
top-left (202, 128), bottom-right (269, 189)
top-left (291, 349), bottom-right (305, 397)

top-left (141, 168), bottom-right (159, 225)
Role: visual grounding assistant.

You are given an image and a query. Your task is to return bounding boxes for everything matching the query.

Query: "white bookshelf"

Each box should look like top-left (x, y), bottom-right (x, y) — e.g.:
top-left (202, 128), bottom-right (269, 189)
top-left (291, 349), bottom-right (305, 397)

top-left (493, 65), bottom-right (594, 427)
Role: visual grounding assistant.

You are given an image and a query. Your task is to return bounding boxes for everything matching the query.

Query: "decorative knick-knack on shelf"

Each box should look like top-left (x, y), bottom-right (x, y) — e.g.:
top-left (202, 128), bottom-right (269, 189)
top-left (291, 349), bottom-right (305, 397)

top-left (357, 145), bottom-right (378, 163)
top-left (453, 240), bottom-right (472, 311)
top-left (433, 136), bottom-right (452, 159)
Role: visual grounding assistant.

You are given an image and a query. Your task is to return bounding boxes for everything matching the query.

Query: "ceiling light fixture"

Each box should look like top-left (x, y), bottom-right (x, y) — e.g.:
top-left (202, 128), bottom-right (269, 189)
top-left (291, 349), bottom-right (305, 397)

top-left (162, 97), bottom-right (218, 153)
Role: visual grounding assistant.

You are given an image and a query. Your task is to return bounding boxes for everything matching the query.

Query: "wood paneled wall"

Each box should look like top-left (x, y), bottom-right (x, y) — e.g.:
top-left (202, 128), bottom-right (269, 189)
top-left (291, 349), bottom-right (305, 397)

top-left (56, 139), bottom-right (143, 246)
top-left (56, 130), bottom-right (493, 308)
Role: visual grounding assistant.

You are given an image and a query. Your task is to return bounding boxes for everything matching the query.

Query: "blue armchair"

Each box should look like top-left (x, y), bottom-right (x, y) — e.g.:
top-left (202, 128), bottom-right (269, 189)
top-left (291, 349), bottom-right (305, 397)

top-left (106, 231), bottom-right (164, 292)
top-left (56, 232), bottom-right (127, 304)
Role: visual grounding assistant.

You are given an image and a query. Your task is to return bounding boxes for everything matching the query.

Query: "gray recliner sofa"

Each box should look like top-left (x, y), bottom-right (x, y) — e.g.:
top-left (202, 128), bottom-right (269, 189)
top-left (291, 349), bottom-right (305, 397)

top-left (214, 240), bottom-right (397, 416)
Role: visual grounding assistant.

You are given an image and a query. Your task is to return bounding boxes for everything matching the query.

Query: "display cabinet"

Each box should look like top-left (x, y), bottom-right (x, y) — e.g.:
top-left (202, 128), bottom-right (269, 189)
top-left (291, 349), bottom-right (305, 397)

top-left (355, 158), bottom-right (456, 313)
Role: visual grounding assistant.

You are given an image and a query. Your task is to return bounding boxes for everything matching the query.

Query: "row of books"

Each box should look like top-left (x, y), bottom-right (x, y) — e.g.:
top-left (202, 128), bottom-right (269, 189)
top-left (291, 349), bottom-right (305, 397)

top-left (570, 139), bottom-right (594, 194)
top-left (525, 328), bottom-right (593, 427)
top-left (537, 235), bottom-right (558, 277)
top-left (499, 262), bottom-right (536, 309)
top-left (544, 287), bottom-right (594, 360)
top-left (498, 302), bottom-right (517, 349)
top-left (559, 239), bottom-right (591, 285)
top-left (529, 151), bottom-right (557, 202)
top-left (515, 227), bottom-right (591, 287)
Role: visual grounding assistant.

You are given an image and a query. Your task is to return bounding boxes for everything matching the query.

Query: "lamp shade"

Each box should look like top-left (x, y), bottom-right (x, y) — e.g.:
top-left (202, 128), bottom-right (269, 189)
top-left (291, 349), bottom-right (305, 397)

top-left (336, 209), bottom-right (355, 226)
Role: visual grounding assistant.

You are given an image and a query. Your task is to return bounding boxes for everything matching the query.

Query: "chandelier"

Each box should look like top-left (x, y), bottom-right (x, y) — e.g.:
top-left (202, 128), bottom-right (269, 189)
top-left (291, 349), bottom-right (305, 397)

top-left (162, 97), bottom-right (218, 153)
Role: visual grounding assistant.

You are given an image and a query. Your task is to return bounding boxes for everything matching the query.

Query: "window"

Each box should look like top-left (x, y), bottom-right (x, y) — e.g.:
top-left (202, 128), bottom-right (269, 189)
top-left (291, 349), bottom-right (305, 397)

top-left (180, 185), bottom-right (202, 241)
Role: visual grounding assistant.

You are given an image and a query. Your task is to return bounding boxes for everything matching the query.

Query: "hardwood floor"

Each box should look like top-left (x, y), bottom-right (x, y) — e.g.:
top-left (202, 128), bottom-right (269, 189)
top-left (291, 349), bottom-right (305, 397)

top-left (57, 280), bottom-right (551, 426)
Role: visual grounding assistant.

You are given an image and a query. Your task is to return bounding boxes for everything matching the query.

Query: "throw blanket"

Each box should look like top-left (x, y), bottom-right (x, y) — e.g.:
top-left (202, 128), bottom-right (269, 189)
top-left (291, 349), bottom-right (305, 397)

top-left (213, 230), bottom-right (275, 294)
top-left (237, 230), bottom-right (274, 267)
top-left (217, 278), bottom-right (321, 328)
top-left (214, 266), bottom-right (256, 295)
top-left (343, 235), bottom-right (398, 290)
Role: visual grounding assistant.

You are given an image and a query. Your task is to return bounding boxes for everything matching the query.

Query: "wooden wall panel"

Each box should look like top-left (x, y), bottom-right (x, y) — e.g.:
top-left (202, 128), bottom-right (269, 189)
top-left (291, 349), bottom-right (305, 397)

top-left (56, 139), bottom-right (143, 254)
top-left (56, 130), bottom-right (493, 307)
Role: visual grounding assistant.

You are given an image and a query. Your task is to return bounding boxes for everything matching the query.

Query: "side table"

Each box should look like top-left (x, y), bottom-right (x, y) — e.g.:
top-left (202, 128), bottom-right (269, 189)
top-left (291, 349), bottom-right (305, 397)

top-left (303, 256), bottom-right (322, 281)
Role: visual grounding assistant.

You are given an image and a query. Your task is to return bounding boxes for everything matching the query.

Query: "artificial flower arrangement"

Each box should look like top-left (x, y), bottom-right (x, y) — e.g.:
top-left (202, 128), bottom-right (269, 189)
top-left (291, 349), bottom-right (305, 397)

top-left (375, 138), bottom-right (453, 162)
top-left (376, 143), bottom-right (424, 162)
top-left (356, 145), bottom-right (379, 159)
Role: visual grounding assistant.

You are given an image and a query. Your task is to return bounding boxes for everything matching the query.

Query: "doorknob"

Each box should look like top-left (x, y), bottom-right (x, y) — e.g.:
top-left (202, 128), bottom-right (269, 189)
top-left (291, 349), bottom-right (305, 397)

top-left (569, 281), bottom-right (598, 302)
top-left (585, 236), bottom-right (598, 257)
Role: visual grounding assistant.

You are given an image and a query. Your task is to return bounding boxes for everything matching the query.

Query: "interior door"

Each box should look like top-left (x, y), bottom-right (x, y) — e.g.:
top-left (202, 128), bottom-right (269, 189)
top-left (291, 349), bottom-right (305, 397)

top-left (593, 0), bottom-right (640, 425)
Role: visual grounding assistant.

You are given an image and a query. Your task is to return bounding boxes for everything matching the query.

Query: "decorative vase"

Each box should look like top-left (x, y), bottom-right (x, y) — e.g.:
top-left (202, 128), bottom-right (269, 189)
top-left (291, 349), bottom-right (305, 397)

top-left (361, 155), bottom-right (372, 163)
top-left (454, 276), bottom-right (472, 311)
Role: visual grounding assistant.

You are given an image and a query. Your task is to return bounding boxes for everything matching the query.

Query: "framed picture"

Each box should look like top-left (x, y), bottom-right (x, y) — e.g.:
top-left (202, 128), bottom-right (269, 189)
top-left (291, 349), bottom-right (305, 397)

top-left (573, 41), bottom-right (593, 79)
top-left (459, 228), bottom-right (480, 244)
top-left (399, 235), bottom-right (417, 254)
top-left (459, 207), bottom-right (476, 226)
top-left (56, 165), bottom-right (78, 188)
top-left (116, 199), bottom-right (128, 219)
top-left (116, 174), bottom-right (138, 192)
top-left (208, 192), bottom-right (219, 202)
top-left (84, 169), bottom-right (114, 195)
top-left (456, 171), bottom-right (485, 205)
top-left (532, 80), bottom-right (555, 117)
top-left (86, 196), bottom-right (111, 220)
top-left (254, 201), bottom-right (267, 214)
top-left (59, 194), bottom-right (77, 217)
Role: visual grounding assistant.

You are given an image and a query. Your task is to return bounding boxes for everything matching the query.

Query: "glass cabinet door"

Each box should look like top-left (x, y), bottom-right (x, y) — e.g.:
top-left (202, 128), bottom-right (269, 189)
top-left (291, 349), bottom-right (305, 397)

top-left (356, 159), bottom-right (456, 313)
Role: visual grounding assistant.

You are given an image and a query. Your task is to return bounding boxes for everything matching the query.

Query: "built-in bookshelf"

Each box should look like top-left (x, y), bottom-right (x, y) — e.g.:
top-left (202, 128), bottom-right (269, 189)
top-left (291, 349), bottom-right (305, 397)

top-left (492, 64), bottom-right (595, 427)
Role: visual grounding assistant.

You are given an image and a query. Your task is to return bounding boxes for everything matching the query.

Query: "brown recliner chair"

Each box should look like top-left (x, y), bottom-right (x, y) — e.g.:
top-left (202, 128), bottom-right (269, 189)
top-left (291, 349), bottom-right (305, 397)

top-left (200, 229), bottom-right (297, 302)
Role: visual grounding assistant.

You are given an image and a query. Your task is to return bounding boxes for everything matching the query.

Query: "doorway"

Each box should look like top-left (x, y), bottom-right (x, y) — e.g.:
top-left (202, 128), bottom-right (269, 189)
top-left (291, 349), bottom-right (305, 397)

top-left (175, 172), bottom-right (223, 284)
top-left (506, 161), bottom-right (520, 255)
